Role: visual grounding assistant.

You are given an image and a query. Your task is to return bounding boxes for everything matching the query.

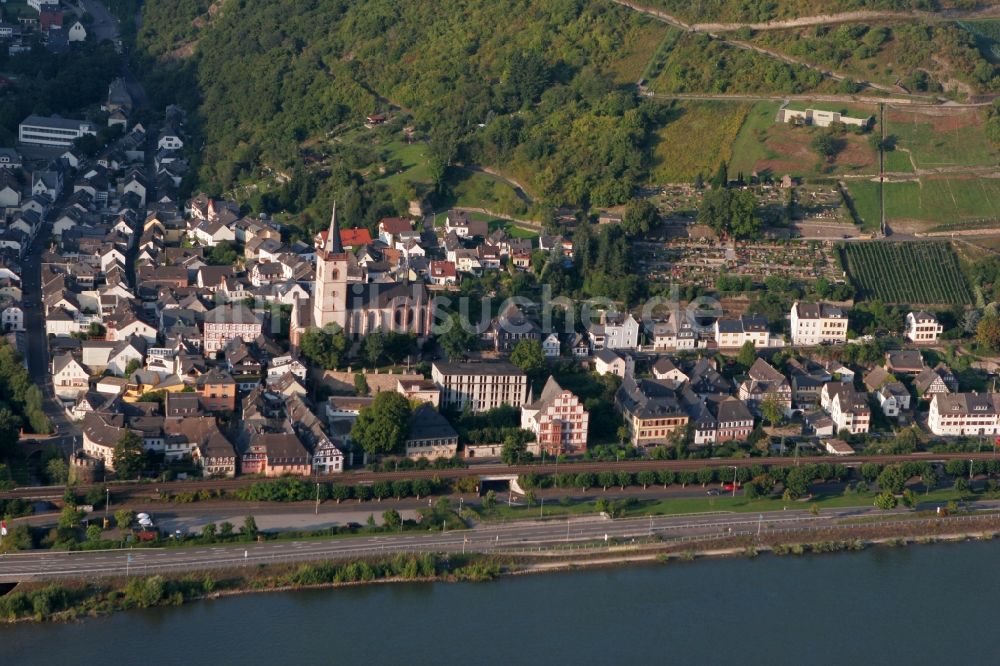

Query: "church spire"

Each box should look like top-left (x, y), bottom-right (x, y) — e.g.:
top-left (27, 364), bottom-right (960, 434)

top-left (327, 201), bottom-right (343, 254)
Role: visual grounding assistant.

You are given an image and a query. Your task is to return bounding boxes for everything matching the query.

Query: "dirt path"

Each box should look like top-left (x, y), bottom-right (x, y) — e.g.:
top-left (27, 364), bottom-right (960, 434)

top-left (692, 6), bottom-right (1000, 32)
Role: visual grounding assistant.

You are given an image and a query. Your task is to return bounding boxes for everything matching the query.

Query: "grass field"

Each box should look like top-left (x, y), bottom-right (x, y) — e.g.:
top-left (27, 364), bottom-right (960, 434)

top-left (848, 177), bottom-right (1000, 229)
top-left (886, 108), bottom-right (1000, 169)
top-left (844, 180), bottom-right (882, 231)
top-left (448, 170), bottom-right (530, 218)
top-left (883, 149), bottom-right (915, 173)
top-left (842, 241), bottom-right (972, 305)
top-left (729, 101), bottom-right (878, 178)
top-left (650, 101), bottom-right (751, 183)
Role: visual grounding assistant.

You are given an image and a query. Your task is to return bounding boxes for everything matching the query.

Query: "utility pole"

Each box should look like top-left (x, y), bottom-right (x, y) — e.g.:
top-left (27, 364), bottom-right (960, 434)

top-left (315, 482), bottom-right (320, 515)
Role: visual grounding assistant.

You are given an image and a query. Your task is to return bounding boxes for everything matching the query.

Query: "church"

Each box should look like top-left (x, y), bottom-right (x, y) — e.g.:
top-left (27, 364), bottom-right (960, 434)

top-left (291, 204), bottom-right (432, 347)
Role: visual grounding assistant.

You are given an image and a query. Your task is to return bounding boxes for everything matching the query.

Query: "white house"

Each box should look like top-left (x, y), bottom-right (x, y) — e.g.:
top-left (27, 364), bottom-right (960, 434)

top-left (52, 354), bottom-right (89, 399)
top-left (68, 20), bottom-right (87, 42)
top-left (929, 393), bottom-right (1000, 436)
top-left (905, 311), bottom-right (943, 344)
top-left (714, 314), bottom-right (772, 349)
top-left (790, 301), bottom-right (848, 346)
top-left (593, 349), bottom-right (634, 378)
top-left (589, 312), bottom-right (640, 351)
top-left (542, 333), bottom-right (561, 358)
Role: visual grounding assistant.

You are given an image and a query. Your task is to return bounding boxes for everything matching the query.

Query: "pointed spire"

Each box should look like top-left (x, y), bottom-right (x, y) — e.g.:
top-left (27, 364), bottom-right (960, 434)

top-left (327, 201), bottom-right (343, 254)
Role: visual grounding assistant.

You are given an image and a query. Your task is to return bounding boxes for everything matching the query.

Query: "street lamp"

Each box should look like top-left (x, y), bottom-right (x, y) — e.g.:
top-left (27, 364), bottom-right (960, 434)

top-left (731, 466), bottom-right (738, 498)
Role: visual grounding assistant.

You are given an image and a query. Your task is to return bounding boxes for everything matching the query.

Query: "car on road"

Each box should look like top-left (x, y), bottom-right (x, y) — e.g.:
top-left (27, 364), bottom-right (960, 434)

top-left (706, 489), bottom-right (720, 496)
top-left (722, 483), bottom-right (739, 492)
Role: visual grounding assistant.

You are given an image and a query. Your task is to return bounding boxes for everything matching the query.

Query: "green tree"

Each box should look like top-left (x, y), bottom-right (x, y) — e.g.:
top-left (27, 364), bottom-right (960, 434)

top-left (861, 462), bottom-right (882, 484)
top-left (45, 458), bottom-right (68, 484)
top-left (637, 471), bottom-right (656, 489)
top-left (785, 467), bottom-right (812, 498)
top-left (202, 523), bottom-right (217, 542)
top-left (219, 522), bottom-right (235, 538)
top-left (86, 524), bottom-right (103, 542)
top-left (123, 358), bottom-right (143, 377)
top-left (736, 341), bottom-right (757, 369)
top-left (711, 160), bottom-right (728, 189)
top-left (299, 326), bottom-right (348, 369)
top-left (207, 241), bottom-right (240, 266)
top-left (364, 331), bottom-right (386, 367)
top-left (500, 435), bottom-right (529, 466)
top-left (616, 471), bottom-right (632, 490)
top-left (412, 479), bottom-right (432, 499)
top-left (760, 394), bottom-right (784, 427)
top-left (575, 473), bottom-right (595, 492)
top-left (598, 471), bottom-right (616, 491)
top-left (243, 515), bottom-right (258, 539)
top-left (697, 188), bottom-right (761, 240)
top-left (58, 504), bottom-right (83, 529)
top-left (874, 491), bottom-right (898, 510)
top-left (382, 508), bottom-right (402, 530)
top-left (354, 373), bottom-right (369, 396)
top-left (350, 392), bottom-right (412, 457)
top-left (112, 431), bottom-right (143, 479)
top-left (621, 198), bottom-right (659, 238)
top-left (697, 468), bottom-right (715, 487)
top-left (877, 465), bottom-right (906, 494)
top-left (510, 339), bottom-right (546, 376)
top-left (976, 315), bottom-right (1000, 351)
top-left (331, 484), bottom-right (351, 503)
top-left (483, 489), bottom-right (497, 511)
top-left (439, 314), bottom-right (477, 359)
top-left (114, 509), bottom-right (134, 531)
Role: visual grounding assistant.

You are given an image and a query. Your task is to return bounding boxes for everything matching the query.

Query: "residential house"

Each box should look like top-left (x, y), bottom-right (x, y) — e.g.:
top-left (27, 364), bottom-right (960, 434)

top-left (589, 312), bottom-right (641, 351)
top-left (520, 377), bottom-right (589, 456)
top-left (885, 350), bottom-right (926, 376)
top-left (713, 314), bottom-right (772, 349)
top-left (404, 404), bottom-right (459, 460)
top-left (738, 358), bottom-right (792, 416)
top-left (593, 348), bottom-right (634, 378)
top-left (202, 305), bottom-right (263, 355)
top-left (790, 301), bottom-right (848, 346)
top-left (928, 392), bottom-right (1000, 436)
top-left (397, 379), bottom-right (440, 407)
top-left (196, 368), bottom-right (237, 412)
top-left (240, 432), bottom-right (311, 477)
top-left (541, 333), bottom-right (561, 358)
top-left (915, 364), bottom-right (957, 399)
top-left (821, 382), bottom-right (871, 435)
top-left (52, 353), bottom-right (89, 398)
top-left (691, 396), bottom-right (755, 446)
top-left (616, 376), bottom-right (689, 447)
top-left (905, 311), bottom-right (943, 344)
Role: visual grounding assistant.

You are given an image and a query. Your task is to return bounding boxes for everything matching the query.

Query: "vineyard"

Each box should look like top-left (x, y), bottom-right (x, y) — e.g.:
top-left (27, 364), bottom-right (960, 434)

top-left (842, 242), bottom-right (972, 305)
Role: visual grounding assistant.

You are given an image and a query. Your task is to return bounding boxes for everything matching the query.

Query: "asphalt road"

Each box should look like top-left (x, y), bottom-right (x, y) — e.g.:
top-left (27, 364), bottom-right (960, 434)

top-left (0, 503), bottom-right (979, 582)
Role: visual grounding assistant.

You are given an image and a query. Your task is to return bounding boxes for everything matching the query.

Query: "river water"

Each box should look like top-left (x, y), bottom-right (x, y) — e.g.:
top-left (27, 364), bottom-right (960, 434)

top-left (4, 540), bottom-right (999, 665)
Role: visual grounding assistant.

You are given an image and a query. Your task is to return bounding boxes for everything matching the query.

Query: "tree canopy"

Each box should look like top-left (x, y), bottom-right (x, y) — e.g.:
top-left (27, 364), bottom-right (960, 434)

top-left (350, 391), bottom-right (412, 457)
top-left (697, 188), bottom-right (761, 239)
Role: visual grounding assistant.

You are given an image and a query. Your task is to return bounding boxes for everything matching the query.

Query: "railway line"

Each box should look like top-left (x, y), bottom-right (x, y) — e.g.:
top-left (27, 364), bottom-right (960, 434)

top-left (5, 451), bottom-right (997, 501)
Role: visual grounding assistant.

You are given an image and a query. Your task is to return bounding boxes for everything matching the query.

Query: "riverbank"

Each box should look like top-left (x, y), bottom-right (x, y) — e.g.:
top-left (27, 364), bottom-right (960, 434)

top-left (3, 510), bottom-right (1000, 624)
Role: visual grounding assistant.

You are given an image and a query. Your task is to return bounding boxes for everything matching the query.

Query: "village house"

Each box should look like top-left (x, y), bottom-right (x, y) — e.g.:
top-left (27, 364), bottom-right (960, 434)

top-left (885, 349), bottom-right (926, 376)
top-left (396, 378), bottom-right (440, 407)
top-left (928, 392), bottom-right (1000, 436)
top-left (202, 305), bottom-right (264, 355)
top-left (905, 311), bottom-right (943, 344)
top-left (52, 353), bottom-right (89, 398)
top-left (790, 301), bottom-right (848, 346)
top-left (593, 348), bottom-right (634, 378)
top-left (738, 358), bottom-right (792, 416)
top-left (915, 364), bottom-right (957, 399)
top-left (520, 377), bottom-right (589, 456)
top-left (589, 311), bottom-right (641, 351)
top-left (404, 404), bottom-right (459, 460)
top-left (821, 382), bottom-right (871, 435)
top-left (196, 368), bottom-right (238, 412)
top-left (691, 395), bottom-right (755, 446)
top-left (713, 314), bottom-right (773, 349)
top-left (616, 376), bottom-right (689, 447)
top-left (242, 433), bottom-right (312, 477)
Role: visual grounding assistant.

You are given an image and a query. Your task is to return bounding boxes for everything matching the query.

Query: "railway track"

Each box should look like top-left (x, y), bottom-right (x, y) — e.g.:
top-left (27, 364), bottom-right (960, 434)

top-left (4, 451), bottom-right (997, 501)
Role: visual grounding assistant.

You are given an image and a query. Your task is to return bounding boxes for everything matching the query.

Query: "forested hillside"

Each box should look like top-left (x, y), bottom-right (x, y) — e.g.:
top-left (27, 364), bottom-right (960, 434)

top-left (137, 0), bottom-right (671, 213)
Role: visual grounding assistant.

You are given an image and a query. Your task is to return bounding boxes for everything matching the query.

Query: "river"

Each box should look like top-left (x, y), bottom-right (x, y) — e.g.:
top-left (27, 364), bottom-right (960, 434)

top-left (4, 540), bottom-right (999, 665)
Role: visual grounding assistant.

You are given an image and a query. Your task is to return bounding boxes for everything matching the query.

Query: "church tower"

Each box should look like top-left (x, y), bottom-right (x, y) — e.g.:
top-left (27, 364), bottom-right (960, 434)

top-left (312, 203), bottom-right (349, 331)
